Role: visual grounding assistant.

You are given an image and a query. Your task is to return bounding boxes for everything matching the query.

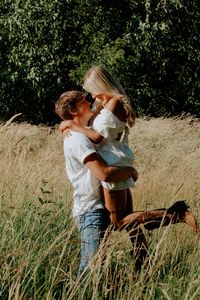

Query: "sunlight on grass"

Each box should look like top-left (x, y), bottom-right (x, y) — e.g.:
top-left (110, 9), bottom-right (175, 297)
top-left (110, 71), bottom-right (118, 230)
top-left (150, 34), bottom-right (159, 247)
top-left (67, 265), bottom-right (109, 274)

top-left (0, 117), bottom-right (200, 299)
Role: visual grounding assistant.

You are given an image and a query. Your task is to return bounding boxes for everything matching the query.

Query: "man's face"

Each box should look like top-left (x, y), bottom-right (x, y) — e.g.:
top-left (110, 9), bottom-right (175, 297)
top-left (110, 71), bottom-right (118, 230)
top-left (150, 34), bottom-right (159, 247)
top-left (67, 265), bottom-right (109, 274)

top-left (75, 97), bottom-right (92, 115)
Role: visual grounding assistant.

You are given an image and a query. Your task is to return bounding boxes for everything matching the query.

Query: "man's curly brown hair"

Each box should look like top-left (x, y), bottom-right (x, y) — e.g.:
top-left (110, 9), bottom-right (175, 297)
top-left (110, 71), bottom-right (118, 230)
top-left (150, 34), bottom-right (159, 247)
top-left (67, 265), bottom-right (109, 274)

top-left (55, 91), bottom-right (85, 120)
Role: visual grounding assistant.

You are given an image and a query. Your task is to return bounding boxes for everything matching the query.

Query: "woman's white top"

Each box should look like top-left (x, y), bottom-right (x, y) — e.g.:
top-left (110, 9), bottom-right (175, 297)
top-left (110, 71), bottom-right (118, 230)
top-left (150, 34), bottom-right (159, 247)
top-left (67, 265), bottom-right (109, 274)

top-left (92, 108), bottom-right (135, 190)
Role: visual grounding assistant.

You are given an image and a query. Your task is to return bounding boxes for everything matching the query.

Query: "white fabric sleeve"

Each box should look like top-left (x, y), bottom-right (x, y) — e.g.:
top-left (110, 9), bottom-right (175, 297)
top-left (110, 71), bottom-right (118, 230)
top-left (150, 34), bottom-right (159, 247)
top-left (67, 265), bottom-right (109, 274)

top-left (71, 133), bottom-right (97, 164)
top-left (93, 109), bottom-right (125, 141)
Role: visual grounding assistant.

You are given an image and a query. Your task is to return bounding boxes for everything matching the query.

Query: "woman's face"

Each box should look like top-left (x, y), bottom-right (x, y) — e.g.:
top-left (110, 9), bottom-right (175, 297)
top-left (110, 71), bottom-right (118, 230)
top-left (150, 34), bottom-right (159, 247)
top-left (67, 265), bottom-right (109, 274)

top-left (92, 93), bottom-right (104, 100)
top-left (92, 93), bottom-right (113, 103)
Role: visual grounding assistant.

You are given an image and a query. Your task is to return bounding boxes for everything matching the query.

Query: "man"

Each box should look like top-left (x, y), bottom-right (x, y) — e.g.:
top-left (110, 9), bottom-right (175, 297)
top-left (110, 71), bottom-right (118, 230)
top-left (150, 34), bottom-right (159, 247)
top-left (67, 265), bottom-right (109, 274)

top-left (55, 91), bottom-right (144, 276)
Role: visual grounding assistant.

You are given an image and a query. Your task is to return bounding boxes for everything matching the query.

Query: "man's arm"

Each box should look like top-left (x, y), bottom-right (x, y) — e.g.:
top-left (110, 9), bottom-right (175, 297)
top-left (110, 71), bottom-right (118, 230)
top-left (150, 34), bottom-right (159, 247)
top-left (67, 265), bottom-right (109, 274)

top-left (84, 152), bottom-right (138, 182)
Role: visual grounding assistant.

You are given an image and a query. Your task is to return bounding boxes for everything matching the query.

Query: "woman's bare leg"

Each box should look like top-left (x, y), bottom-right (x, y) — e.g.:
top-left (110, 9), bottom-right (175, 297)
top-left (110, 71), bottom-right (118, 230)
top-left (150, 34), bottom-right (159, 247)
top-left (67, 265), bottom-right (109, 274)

top-left (125, 189), bottom-right (148, 271)
top-left (118, 200), bottom-right (199, 232)
top-left (124, 188), bottom-right (133, 215)
top-left (103, 188), bottom-right (127, 226)
top-left (104, 188), bottom-right (148, 271)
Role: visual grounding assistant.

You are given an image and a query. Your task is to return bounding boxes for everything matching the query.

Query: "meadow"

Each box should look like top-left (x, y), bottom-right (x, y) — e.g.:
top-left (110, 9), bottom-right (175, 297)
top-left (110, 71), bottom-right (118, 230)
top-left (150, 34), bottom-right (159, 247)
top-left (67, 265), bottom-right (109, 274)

top-left (0, 116), bottom-right (200, 300)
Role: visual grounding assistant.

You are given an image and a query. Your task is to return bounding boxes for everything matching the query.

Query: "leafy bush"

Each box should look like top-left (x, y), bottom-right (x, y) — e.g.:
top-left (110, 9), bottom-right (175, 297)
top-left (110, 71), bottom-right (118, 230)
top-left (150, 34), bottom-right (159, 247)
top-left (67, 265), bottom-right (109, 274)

top-left (0, 0), bottom-right (199, 123)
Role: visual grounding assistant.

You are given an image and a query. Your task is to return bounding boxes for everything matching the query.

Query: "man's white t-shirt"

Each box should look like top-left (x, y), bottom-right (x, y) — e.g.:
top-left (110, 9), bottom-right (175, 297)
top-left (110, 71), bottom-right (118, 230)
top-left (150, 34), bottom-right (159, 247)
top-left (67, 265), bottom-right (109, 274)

top-left (63, 131), bottom-right (104, 217)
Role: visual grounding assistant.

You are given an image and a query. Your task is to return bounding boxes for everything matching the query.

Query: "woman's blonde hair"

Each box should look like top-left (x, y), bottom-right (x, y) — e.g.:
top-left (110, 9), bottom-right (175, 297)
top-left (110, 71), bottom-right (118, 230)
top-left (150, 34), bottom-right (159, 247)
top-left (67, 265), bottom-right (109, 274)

top-left (83, 65), bottom-right (136, 127)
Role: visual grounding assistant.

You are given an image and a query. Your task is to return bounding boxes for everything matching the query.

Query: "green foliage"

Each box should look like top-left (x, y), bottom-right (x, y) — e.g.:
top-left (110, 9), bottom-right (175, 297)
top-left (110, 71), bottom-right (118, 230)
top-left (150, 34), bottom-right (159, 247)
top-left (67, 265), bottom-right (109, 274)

top-left (0, 0), bottom-right (199, 123)
top-left (0, 197), bottom-right (78, 299)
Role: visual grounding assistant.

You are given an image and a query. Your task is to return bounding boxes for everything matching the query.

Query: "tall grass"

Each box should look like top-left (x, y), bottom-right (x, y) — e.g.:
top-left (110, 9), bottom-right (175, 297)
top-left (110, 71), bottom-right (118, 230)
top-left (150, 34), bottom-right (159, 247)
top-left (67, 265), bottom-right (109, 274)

top-left (0, 117), bottom-right (200, 299)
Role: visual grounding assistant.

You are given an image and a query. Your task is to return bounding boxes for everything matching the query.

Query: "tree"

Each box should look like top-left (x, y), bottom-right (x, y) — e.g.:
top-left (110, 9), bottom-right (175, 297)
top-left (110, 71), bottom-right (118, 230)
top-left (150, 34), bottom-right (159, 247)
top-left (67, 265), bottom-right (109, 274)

top-left (0, 0), bottom-right (199, 123)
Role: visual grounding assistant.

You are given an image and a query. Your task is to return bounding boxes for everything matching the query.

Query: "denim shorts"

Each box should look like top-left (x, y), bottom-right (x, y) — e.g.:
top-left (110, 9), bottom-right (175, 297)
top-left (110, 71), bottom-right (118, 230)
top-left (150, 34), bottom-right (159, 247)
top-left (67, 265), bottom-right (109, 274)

top-left (76, 209), bottom-right (110, 277)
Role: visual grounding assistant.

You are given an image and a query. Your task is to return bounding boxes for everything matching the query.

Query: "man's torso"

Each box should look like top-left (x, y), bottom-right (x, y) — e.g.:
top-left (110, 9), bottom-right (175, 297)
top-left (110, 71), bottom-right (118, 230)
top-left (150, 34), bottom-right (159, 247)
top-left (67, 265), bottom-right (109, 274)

top-left (63, 132), bottom-right (104, 217)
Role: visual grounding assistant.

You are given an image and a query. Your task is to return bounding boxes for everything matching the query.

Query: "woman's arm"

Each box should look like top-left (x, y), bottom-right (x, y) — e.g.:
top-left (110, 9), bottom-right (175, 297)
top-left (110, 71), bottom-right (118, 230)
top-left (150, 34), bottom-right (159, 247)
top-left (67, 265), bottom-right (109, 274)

top-left (59, 120), bottom-right (104, 143)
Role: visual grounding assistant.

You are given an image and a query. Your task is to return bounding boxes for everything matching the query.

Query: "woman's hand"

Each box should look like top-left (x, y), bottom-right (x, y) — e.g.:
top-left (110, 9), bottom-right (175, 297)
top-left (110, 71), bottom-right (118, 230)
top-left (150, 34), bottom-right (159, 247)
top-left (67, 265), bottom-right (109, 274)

top-left (59, 120), bottom-right (85, 137)
top-left (59, 120), bottom-right (75, 132)
top-left (58, 120), bottom-right (73, 137)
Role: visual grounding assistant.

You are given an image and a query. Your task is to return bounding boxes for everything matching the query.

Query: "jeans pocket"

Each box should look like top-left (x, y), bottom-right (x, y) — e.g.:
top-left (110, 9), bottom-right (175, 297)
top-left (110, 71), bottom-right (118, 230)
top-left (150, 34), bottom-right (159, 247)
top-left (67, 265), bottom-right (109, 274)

top-left (76, 214), bottom-right (85, 231)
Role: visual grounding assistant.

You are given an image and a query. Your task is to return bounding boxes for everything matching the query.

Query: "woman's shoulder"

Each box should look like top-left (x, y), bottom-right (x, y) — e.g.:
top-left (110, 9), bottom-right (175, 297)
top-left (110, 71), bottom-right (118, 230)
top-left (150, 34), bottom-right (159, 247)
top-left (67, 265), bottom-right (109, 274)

top-left (97, 108), bottom-right (119, 122)
top-left (105, 96), bottom-right (126, 122)
top-left (94, 108), bottom-right (125, 127)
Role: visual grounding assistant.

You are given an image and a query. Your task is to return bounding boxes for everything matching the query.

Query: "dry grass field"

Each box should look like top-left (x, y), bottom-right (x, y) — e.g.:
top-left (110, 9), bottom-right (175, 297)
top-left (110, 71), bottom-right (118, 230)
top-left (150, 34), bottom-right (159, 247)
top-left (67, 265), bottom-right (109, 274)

top-left (0, 116), bottom-right (200, 299)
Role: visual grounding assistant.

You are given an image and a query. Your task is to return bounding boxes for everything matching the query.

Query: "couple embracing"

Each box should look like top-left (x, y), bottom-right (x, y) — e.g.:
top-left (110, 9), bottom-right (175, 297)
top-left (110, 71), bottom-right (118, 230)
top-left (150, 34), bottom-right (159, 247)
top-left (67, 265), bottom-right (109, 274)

top-left (55, 65), bottom-right (199, 277)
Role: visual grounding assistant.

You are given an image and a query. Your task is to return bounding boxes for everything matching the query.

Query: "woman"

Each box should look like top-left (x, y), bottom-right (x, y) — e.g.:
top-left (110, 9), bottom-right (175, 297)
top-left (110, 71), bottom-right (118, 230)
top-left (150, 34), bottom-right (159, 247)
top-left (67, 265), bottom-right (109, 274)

top-left (60, 65), bottom-right (137, 227)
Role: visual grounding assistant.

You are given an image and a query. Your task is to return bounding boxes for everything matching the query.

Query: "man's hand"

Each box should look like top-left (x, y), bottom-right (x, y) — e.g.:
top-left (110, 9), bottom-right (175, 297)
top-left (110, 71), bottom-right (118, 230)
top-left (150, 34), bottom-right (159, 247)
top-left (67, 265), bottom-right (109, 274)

top-left (132, 167), bottom-right (138, 182)
top-left (84, 153), bottom-right (139, 183)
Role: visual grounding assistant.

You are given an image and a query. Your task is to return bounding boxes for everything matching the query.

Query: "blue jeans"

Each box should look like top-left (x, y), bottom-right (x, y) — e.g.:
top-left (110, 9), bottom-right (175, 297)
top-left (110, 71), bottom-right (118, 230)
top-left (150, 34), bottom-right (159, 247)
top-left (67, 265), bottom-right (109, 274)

top-left (76, 209), bottom-right (110, 277)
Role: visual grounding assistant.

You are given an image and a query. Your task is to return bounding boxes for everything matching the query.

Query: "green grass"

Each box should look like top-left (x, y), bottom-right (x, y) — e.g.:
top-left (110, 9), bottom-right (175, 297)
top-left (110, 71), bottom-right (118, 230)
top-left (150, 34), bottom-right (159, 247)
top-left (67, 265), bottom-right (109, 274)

top-left (0, 117), bottom-right (200, 299)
